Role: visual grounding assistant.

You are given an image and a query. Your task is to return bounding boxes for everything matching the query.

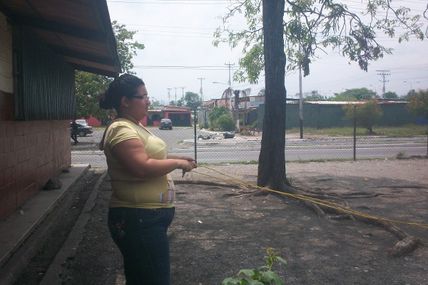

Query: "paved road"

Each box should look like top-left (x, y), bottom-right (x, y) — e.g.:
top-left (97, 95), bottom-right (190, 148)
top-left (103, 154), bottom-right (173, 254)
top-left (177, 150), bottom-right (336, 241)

top-left (71, 127), bottom-right (427, 166)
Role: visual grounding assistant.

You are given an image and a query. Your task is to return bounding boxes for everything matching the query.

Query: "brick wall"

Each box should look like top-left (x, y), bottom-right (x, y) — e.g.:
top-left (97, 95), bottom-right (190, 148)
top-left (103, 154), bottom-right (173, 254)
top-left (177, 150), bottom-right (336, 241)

top-left (0, 120), bottom-right (71, 219)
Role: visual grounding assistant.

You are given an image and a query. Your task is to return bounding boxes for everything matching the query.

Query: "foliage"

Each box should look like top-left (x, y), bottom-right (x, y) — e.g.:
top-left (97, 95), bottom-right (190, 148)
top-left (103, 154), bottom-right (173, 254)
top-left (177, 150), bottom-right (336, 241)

top-left (75, 73), bottom-right (111, 120)
top-left (331, 88), bottom-right (377, 101)
top-left (208, 106), bottom-right (230, 128)
top-left (407, 89), bottom-right (428, 119)
top-left (404, 89), bottom-right (417, 99)
top-left (75, 22), bottom-right (144, 121)
top-left (113, 21), bottom-right (145, 73)
top-left (344, 100), bottom-right (383, 133)
top-left (214, 0), bottom-right (427, 83)
top-left (183, 91), bottom-right (202, 109)
top-left (217, 114), bottom-right (236, 131)
top-left (149, 98), bottom-right (161, 109)
top-left (207, 106), bottom-right (235, 131)
top-left (383, 91), bottom-right (399, 99)
top-left (222, 248), bottom-right (286, 285)
top-left (304, 91), bottom-right (327, 101)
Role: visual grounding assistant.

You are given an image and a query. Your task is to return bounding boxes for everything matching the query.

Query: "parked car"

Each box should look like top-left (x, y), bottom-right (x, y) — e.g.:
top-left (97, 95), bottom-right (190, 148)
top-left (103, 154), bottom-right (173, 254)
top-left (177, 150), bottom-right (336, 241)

top-left (223, 131), bottom-right (235, 139)
top-left (159, 118), bottom-right (173, 130)
top-left (70, 119), bottom-right (93, 137)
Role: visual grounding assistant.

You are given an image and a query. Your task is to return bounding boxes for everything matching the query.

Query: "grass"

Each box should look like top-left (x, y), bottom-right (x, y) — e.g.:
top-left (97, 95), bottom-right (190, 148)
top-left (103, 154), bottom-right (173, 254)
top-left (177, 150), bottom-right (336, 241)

top-left (286, 124), bottom-right (428, 137)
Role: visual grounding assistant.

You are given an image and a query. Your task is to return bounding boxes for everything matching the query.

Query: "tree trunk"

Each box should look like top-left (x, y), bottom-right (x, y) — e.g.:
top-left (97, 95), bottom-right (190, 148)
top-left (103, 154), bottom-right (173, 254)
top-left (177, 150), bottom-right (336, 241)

top-left (257, 0), bottom-right (287, 191)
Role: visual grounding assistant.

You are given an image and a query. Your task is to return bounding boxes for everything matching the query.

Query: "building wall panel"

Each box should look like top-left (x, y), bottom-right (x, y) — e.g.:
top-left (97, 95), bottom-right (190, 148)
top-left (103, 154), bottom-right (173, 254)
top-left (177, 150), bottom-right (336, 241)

top-left (14, 26), bottom-right (75, 120)
top-left (0, 12), bottom-right (13, 94)
top-left (0, 120), bottom-right (71, 219)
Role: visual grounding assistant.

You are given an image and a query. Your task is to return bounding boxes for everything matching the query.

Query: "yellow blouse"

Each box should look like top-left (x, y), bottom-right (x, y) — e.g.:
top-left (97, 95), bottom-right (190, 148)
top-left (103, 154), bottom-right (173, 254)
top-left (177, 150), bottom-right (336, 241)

top-left (103, 118), bottom-right (174, 209)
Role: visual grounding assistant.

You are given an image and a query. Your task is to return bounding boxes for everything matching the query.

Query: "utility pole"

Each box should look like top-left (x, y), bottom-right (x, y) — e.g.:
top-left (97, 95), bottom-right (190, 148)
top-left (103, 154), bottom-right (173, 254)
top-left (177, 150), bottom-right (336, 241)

top-left (233, 90), bottom-right (240, 132)
top-left (225, 62), bottom-right (235, 109)
top-left (298, 50), bottom-right (304, 139)
top-left (197, 77), bottom-right (205, 101)
top-left (297, 15), bottom-right (304, 139)
top-left (225, 62), bottom-right (235, 88)
top-left (376, 69), bottom-right (390, 97)
top-left (180, 87), bottom-right (185, 101)
top-left (198, 77), bottom-right (207, 128)
top-left (167, 88), bottom-right (171, 103)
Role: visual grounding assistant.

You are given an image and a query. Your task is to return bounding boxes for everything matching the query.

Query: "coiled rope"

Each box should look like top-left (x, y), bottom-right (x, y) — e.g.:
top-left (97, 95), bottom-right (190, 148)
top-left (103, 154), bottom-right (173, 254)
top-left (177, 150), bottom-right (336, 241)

top-left (191, 165), bottom-right (428, 230)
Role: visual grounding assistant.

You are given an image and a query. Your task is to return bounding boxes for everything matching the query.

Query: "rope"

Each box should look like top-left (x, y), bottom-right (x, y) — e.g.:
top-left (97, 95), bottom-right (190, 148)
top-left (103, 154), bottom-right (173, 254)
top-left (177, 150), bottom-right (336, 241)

top-left (190, 166), bottom-right (428, 230)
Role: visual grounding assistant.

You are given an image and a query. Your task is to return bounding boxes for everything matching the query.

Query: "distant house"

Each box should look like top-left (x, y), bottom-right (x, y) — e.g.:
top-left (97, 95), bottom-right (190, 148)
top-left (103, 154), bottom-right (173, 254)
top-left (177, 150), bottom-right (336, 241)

top-left (203, 94), bottom-right (266, 111)
top-left (237, 95), bottom-right (265, 109)
top-left (146, 106), bottom-right (192, 127)
top-left (203, 98), bottom-right (231, 109)
top-left (0, 1), bottom-right (120, 219)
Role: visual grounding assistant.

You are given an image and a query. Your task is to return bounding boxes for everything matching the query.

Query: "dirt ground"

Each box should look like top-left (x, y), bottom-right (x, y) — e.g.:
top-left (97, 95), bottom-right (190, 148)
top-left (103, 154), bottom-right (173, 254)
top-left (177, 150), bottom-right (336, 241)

top-left (60, 159), bottom-right (428, 285)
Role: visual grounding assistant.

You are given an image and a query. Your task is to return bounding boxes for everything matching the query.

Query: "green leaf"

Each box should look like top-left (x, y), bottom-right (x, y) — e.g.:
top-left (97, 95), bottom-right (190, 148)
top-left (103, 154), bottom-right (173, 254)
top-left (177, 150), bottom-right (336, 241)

top-left (275, 256), bottom-right (287, 265)
top-left (238, 269), bottom-right (256, 278)
top-left (260, 271), bottom-right (284, 285)
top-left (247, 280), bottom-right (264, 285)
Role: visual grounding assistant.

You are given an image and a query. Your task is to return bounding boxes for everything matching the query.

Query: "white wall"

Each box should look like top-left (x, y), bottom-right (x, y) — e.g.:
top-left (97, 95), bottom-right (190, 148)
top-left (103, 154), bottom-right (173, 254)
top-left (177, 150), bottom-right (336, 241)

top-left (0, 11), bottom-right (13, 93)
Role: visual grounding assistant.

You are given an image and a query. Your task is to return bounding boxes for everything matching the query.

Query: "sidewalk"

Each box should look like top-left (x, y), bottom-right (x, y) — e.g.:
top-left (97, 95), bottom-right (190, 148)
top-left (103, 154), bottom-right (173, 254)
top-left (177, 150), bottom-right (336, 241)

top-left (0, 164), bottom-right (90, 284)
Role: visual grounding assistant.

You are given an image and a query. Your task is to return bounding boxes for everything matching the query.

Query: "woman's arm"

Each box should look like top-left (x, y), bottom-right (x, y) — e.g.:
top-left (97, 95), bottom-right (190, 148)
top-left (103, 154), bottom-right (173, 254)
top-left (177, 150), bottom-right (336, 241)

top-left (112, 139), bottom-right (197, 179)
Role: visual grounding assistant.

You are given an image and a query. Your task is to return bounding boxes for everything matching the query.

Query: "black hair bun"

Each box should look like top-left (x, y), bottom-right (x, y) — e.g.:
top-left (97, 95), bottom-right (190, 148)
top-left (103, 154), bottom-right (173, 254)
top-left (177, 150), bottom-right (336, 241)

top-left (98, 74), bottom-right (145, 111)
top-left (99, 91), bottom-right (113, 109)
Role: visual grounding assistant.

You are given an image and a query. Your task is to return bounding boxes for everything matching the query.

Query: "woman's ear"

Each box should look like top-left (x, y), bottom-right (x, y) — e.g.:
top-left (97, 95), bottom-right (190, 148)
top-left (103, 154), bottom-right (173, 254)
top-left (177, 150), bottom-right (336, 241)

top-left (120, 96), bottom-right (130, 108)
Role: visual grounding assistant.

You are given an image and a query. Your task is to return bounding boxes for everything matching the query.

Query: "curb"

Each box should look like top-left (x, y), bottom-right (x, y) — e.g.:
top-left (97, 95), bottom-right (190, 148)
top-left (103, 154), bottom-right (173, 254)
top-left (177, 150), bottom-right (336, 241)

top-left (40, 171), bottom-right (107, 285)
top-left (0, 164), bottom-right (90, 284)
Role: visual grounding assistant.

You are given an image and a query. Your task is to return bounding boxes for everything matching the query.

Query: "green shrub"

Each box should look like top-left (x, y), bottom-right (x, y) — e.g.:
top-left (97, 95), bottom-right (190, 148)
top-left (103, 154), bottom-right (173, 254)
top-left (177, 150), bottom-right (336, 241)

top-left (407, 89), bottom-right (428, 120)
top-left (222, 248), bottom-right (286, 285)
top-left (343, 99), bottom-right (383, 134)
top-left (217, 114), bottom-right (236, 131)
top-left (208, 106), bottom-right (230, 128)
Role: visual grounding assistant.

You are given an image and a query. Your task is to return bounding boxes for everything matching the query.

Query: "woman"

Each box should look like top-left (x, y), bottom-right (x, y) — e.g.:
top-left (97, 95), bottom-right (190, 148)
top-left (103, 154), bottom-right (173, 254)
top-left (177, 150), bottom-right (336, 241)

top-left (99, 74), bottom-right (197, 285)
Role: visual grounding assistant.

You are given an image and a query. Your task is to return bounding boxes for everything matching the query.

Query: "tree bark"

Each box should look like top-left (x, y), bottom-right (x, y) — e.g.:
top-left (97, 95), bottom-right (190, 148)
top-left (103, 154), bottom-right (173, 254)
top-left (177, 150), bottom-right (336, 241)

top-left (257, 0), bottom-right (287, 190)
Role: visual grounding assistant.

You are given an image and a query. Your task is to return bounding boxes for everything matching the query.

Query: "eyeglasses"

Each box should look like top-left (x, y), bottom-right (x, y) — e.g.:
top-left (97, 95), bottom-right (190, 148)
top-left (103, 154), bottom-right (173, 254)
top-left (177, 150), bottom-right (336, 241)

top-left (131, 95), bottom-right (150, 100)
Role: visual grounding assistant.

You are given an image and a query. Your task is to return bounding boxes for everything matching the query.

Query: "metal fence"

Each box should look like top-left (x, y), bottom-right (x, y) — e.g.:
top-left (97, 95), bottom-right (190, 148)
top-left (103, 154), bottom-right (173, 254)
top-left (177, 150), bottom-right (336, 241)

top-left (150, 124), bottom-right (428, 164)
top-left (71, 121), bottom-right (427, 168)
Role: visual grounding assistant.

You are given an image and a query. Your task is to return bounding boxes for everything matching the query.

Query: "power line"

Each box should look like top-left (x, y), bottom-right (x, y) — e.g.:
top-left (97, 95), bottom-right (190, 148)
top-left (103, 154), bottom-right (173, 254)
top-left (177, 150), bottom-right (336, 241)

top-left (134, 65), bottom-right (236, 70)
top-left (125, 23), bottom-right (218, 31)
top-left (108, 0), bottom-right (230, 5)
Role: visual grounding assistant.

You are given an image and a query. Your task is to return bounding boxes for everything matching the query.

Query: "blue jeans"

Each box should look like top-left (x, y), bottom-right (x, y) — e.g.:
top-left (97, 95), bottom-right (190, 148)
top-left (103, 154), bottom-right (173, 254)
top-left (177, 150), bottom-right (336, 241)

top-left (108, 207), bottom-right (175, 285)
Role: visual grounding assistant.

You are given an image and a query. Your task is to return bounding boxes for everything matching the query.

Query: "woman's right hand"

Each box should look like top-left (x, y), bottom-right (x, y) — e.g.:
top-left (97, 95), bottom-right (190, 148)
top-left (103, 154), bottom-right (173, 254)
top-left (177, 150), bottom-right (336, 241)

top-left (177, 159), bottom-right (197, 172)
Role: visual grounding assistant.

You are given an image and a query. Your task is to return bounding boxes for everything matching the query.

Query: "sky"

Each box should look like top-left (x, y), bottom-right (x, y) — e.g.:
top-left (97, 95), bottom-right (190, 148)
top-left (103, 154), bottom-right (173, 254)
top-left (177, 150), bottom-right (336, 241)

top-left (106, 0), bottom-right (428, 104)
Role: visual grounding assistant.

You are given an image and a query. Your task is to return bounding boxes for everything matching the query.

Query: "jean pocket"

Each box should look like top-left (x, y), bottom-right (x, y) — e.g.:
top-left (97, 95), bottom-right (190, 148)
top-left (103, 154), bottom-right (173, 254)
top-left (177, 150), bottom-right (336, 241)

top-left (108, 210), bottom-right (127, 242)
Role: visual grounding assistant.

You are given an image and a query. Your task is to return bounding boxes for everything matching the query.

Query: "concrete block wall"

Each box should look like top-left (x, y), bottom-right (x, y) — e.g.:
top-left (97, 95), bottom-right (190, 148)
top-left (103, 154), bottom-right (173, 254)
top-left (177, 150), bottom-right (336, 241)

top-left (0, 120), bottom-right (71, 219)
